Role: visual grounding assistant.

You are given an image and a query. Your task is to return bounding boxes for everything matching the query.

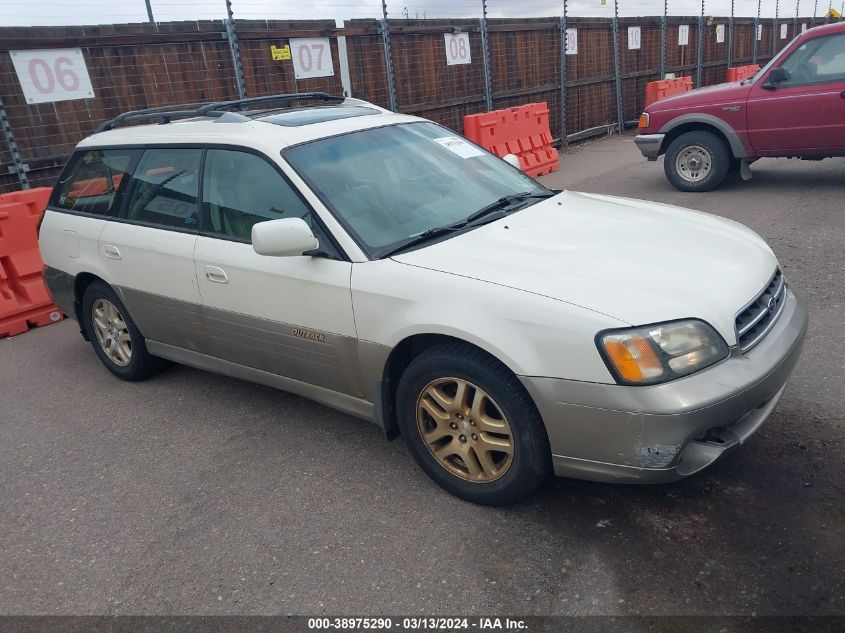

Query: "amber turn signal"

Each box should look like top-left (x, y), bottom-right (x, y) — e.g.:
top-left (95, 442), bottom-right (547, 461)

top-left (637, 112), bottom-right (649, 129)
top-left (602, 335), bottom-right (663, 383)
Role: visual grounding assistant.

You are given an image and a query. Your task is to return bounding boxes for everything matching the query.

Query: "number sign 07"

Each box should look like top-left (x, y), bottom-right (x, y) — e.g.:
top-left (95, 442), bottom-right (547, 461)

top-left (290, 38), bottom-right (335, 79)
top-left (444, 33), bottom-right (471, 66)
top-left (11, 48), bottom-right (95, 104)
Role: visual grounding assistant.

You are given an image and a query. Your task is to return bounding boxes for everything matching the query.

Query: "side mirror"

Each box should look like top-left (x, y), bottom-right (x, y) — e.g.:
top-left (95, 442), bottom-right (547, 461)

top-left (252, 217), bottom-right (318, 257)
top-left (502, 153), bottom-right (522, 169)
top-left (763, 67), bottom-right (790, 89)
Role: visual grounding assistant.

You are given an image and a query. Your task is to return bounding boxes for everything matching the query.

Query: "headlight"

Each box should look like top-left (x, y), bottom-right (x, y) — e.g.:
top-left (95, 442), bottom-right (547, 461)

top-left (597, 320), bottom-right (729, 385)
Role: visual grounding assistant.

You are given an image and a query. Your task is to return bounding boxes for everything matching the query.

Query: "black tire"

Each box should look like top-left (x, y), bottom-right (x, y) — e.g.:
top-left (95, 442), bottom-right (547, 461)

top-left (395, 343), bottom-right (552, 505)
top-left (81, 281), bottom-right (166, 381)
top-left (663, 130), bottom-right (731, 192)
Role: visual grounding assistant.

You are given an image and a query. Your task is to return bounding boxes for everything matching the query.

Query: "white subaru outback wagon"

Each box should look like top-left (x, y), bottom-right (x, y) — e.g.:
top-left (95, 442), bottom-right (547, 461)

top-left (40, 93), bottom-right (808, 505)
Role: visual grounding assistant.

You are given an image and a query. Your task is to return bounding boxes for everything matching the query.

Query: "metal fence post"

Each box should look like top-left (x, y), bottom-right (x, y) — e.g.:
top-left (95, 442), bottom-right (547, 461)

top-left (0, 96), bottom-right (29, 189)
top-left (144, 0), bottom-right (154, 23)
top-left (659, 0), bottom-right (667, 78)
top-left (812, 0), bottom-right (818, 26)
top-left (480, 0), bottom-right (493, 112)
top-left (558, 0), bottom-right (568, 144)
top-left (611, 2), bottom-right (624, 132)
top-left (752, 0), bottom-right (761, 63)
top-left (794, 0), bottom-right (800, 36)
top-left (696, 0), bottom-right (704, 87)
top-left (727, 0), bottom-right (734, 68)
top-left (224, 0), bottom-right (246, 99)
top-left (380, 1), bottom-right (398, 112)
top-left (772, 0), bottom-right (779, 58)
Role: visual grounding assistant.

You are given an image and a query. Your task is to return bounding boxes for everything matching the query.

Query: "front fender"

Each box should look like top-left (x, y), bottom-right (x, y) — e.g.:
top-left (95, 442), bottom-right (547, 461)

top-left (351, 259), bottom-right (624, 383)
top-left (658, 113), bottom-right (750, 158)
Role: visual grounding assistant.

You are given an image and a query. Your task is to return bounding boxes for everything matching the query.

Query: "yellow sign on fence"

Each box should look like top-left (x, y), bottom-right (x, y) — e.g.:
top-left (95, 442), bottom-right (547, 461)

top-left (271, 44), bottom-right (291, 61)
top-left (827, 8), bottom-right (841, 18)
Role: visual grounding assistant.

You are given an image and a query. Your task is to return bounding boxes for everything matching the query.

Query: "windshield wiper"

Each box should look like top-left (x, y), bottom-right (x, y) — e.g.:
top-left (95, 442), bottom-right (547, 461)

top-left (464, 191), bottom-right (556, 224)
top-left (379, 223), bottom-right (467, 259)
top-left (379, 190), bottom-right (556, 259)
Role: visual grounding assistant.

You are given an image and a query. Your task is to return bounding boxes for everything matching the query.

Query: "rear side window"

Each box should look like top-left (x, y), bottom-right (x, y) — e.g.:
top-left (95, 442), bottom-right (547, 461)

top-left (122, 148), bottom-right (202, 230)
top-left (51, 149), bottom-right (138, 216)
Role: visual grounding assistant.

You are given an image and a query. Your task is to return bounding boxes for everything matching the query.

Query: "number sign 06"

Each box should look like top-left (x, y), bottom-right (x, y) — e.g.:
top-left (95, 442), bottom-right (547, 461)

top-left (11, 48), bottom-right (95, 104)
top-left (290, 38), bottom-right (335, 79)
top-left (444, 33), bottom-right (471, 65)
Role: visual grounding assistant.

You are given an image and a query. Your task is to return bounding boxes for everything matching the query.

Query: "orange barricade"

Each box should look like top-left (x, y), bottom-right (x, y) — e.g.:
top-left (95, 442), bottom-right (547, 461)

top-left (0, 187), bottom-right (64, 337)
top-left (644, 76), bottom-right (694, 107)
top-left (726, 64), bottom-right (760, 82)
top-left (463, 102), bottom-right (560, 177)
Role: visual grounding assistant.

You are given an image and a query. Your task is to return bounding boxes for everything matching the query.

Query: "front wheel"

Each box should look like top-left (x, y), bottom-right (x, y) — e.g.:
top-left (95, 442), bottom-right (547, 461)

top-left (395, 343), bottom-right (551, 505)
top-left (664, 130), bottom-right (731, 192)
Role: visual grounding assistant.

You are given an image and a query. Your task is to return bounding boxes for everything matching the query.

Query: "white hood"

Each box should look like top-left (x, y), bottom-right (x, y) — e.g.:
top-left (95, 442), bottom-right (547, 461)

top-left (393, 191), bottom-right (778, 346)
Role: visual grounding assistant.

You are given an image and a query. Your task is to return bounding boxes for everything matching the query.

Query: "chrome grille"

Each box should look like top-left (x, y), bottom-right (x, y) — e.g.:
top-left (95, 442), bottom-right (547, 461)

top-left (735, 268), bottom-right (786, 352)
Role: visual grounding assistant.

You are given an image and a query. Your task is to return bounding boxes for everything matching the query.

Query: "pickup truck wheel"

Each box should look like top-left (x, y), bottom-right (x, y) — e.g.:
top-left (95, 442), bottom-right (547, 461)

top-left (395, 343), bottom-right (551, 505)
top-left (81, 281), bottom-right (166, 381)
top-left (664, 131), bottom-right (731, 192)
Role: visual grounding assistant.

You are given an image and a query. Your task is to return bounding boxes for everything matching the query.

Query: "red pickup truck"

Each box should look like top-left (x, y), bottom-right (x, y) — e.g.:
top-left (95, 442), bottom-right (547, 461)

top-left (635, 20), bottom-right (845, 191)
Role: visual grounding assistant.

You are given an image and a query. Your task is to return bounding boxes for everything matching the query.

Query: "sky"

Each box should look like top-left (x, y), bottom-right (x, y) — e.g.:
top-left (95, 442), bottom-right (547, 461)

top-left (0, 0), bottom-right (836, 26)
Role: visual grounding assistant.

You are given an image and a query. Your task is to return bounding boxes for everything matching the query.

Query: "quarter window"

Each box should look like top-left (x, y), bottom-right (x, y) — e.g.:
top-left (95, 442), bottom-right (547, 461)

top-left (51, 149), bottom-right (138, 216)
top-left (201, 149), bottom-right (311, 241)
top-left (123, 148), bottom-right (202, 229)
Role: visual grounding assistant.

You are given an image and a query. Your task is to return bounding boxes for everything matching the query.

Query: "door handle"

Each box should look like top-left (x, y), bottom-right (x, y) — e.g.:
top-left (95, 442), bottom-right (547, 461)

top-left (204, 265), bottom-right (229, 284)
top-left (103, 245), bottom-right (122, 260)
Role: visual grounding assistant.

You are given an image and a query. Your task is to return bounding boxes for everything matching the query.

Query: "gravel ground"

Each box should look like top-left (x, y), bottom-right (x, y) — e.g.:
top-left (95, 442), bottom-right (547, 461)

top-left (1, 134), bottom-right (842, 616)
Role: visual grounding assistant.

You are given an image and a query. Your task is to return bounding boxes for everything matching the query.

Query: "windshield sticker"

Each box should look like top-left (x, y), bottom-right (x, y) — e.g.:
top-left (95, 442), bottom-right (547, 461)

top-left (433, 136), bottom-right (485, 159)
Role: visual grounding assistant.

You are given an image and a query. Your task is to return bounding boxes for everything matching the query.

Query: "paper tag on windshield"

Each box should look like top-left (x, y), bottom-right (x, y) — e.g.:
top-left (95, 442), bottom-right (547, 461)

top-left (433, 136), bottom-right (485, 159)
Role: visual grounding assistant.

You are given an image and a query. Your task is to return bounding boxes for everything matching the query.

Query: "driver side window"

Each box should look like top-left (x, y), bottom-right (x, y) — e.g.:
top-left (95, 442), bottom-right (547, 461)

top-left (779, 32), bottom-right (845, 86)
top-left (201, 149), bottom-right (311, 241)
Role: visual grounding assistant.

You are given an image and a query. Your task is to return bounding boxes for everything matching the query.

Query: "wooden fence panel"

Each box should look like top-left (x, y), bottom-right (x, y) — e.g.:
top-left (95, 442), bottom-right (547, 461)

top-left (235, 20), bottom-right (344, 98)
top-left (390, 19), bottom-right (487, 134)
top-left (488, 18), bottom-right (561, 139)
top-left (618, 17), bottom-right (662, 123)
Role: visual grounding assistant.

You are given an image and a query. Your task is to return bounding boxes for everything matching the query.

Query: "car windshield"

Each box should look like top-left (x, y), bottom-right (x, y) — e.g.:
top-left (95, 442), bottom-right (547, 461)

top-left (284, 122), bottom-right (550, 257)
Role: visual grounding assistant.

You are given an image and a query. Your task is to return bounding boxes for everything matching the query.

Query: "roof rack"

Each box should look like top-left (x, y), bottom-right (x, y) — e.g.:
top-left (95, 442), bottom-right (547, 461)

top-left (95, 92), bottom-right (345, 133)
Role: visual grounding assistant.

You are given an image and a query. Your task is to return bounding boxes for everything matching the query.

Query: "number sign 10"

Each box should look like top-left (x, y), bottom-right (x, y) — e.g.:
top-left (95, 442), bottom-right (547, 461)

top-left (290, 38), bottom-right (335, 79)
top-left (628, 26), bottom-right (641, 50)
top-left (444, 33), bottom-right (471, 66)
top-left (11, 48), bottom-right (95, 104)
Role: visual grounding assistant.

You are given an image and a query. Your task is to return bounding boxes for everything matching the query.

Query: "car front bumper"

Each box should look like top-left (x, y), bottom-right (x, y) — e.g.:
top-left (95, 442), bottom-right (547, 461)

top-left (634, 133), bottom-right (665, 160)
top-left (519, 288), bottom-right (808, 483)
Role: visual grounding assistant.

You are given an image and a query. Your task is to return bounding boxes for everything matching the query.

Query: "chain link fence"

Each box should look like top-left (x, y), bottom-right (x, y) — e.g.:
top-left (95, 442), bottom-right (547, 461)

top-left (0, 0), bottom-right (839, 192)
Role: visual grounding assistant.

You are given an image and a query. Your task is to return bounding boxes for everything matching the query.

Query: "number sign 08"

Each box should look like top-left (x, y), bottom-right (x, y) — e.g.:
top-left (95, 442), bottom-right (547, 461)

top-left (444, 32), bottom-right (471, 65)
top-left (11, 48), bottom-right (95, 104)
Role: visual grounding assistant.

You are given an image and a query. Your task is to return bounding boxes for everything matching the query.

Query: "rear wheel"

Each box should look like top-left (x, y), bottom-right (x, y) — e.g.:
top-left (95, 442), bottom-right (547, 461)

top-left (396, 343), bottom-right (551, 505)
top-left (664, 130), bottom-right (731, 192)
top-left (81, 281), bottom-right (166, 381)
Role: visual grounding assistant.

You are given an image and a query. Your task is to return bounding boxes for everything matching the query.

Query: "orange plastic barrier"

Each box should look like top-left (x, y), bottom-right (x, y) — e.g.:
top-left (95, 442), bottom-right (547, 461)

top-left (0, 187), bottom-right (64, 338)
top-left (644, 76), bottom-right (694, 107)
top-left (726, 64), bottom-right (761, 82)
top-left (67, 174), bottom-right (123, 198)
top-left (463, 102), bottom-right (560, 177)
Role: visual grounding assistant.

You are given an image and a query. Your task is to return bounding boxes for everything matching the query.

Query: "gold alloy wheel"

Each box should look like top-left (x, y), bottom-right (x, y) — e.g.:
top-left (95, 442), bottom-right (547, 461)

top-left (91, 299), bottom-right (132, 367)
top-left (416, 377), bottom-right (514, 482)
